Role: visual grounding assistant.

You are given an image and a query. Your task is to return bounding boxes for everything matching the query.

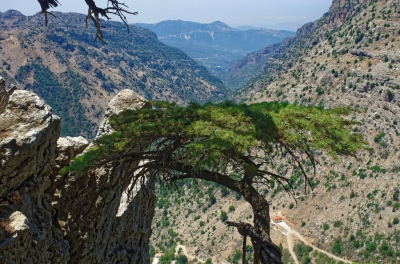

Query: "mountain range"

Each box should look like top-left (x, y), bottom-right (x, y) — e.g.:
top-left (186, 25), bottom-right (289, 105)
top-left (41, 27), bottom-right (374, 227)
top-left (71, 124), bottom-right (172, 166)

top-left (137, 20), bottom-right (295, 84)
top-left (0, 11), bottom-right (227, 138)
top-left (1, 0), bottom-right (400, 262)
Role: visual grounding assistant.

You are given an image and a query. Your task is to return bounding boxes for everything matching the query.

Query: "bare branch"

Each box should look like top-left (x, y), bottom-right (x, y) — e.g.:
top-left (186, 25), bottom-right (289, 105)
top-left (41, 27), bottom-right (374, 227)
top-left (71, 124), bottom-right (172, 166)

top-left (37, 0), bottom-right (138, 42)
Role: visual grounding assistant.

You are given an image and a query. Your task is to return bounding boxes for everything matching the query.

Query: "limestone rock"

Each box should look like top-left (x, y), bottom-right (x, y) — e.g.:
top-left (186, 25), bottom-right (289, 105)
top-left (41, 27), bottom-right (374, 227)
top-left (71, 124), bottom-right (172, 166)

top-left (0, 85), bottom-right (156, 264)
top-left (56, 136), bottom-right (89, 167)
top-left (97, 89), bottom-right (152, 137)
top-left (0, 89), bottom-right (69, 263)
top-left (53, 89), bottom-right (156, 263)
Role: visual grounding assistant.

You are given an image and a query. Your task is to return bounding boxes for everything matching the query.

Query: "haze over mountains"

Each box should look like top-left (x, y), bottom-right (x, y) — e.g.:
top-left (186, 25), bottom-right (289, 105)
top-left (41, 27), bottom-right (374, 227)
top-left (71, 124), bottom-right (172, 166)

top-left (0, 10), bottom-right (227, 137)
top-left (137, 20), bottom-right (295, 83)
top-left (1, 0), bottom-right (400, 263)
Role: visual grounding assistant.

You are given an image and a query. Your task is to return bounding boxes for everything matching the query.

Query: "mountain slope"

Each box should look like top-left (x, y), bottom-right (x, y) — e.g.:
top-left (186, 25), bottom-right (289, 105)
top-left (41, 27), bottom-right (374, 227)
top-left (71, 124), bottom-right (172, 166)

top-left (150, 1), bottom-right (400, 263)
top-left (0, 10), bottom-right (227, 138)
top-left (137, 20), bottom-right (295, 84)
top-left (228, 0), bottom-right (400, 262)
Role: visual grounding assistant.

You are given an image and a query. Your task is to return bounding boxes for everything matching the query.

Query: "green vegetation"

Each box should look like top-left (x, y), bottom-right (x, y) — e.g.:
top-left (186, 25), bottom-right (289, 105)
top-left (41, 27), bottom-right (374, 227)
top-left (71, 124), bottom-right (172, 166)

top-left (294, 242), bottom-right (313, 263)
top-left (12, 13), bottom-right (230, 137)
top-left (60, 99), bottom-right (364, 262)
top-left (220, 211), bottom-right (228, 222)
top-left (15, 63), bottom-right (96, 137)
top-left (62, 101), bottom-right (364, 177)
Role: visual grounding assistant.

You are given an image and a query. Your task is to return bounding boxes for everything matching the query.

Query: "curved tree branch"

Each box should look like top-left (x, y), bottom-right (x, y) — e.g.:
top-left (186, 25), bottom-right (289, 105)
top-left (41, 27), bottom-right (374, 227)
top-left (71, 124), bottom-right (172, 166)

top-left (37, 0), bottom-right (138, 43)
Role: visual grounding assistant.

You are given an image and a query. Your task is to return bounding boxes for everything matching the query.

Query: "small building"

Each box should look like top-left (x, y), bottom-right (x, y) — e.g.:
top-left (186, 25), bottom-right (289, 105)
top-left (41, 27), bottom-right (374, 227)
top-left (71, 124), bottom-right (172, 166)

top-left (274, 216), bottom-right (283, 223)
top-left (154, 253), bottom-right (164, 258)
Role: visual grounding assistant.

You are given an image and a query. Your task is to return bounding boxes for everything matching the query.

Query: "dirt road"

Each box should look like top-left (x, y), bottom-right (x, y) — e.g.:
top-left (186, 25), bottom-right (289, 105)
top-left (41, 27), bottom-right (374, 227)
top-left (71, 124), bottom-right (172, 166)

top-left (175, 244), bottom-right (205, 263)
top-left (275, 221), bottom-right (352, 264)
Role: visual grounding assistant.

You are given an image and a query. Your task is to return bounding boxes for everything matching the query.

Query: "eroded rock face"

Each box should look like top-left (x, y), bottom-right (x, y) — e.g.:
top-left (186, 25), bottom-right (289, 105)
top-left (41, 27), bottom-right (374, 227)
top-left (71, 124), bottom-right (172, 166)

top-left (0, 85), bottom-right (156, 263)
top-left (52, 89), bottom-right (156, 263)
top-left (97, 89), bottom-right (152, 137)
top-left (0, 88), bottom-right (69, 263)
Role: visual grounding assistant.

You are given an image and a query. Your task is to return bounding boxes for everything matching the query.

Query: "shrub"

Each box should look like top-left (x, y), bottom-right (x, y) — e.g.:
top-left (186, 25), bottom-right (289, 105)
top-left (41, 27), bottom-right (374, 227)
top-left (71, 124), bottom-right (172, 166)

top-left (393, 217), bottom-right (399, 225)
top-left (176, 255), bottom-right (188, 264)
top-left (355, 33), bottom-right (365, 43)
top-left (366, 241), bottom-right (377, 252)
top-left (209, 194), bottom-right (216, 205)
top-left (220, 211), bottom-right (228, 222)
top-left (235, 192), bottom-right (242, 200)
top-left (374, 133), bottom-right (385, 143)
top-left (316, 87), bottom-right (324, 95)
top-left (220, 186), bottom-right (230, 197)
top-left (332, 239), bottom-right (342, 255)
top-left (289, 203), bottom-right (294, 209)
top-left (229, 205), bottom-right (235, 212)
top-left (323, 223), bottom-right (330, 230)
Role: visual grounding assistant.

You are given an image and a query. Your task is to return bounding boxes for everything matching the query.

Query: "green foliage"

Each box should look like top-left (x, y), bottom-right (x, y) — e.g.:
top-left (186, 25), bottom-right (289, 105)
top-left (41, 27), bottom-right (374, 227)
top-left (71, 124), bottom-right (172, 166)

top-left (374, 132), bottom-right (385, 143)
top-left (62, 101), bottom-right (365, 176)
top-left (220, 211), bottom-right (228, 222)
top-left (294, 242), bottom-right (313, 263)
top-left (333, 221), bottom-right (342, 228)
top-left (332, 239), bottom-right (342, 255)
top-left (15, 64), bottom-right (96, 137)
top-left (209, 193), bottom-right (216, 205)
top-left (232, 250), bottom-right (241, 264)
top-left (205, 258), bottom-right (212, 264)
top-left (355, 33), bottom-right (365, 44)
top-left (160, 251), bottom-right (175, 264)
top-left (176, 255), bottom-right (188, 264)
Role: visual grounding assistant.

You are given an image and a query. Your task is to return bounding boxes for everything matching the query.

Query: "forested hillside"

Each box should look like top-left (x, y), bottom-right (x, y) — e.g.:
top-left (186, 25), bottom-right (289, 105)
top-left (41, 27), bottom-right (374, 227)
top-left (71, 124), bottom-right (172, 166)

top-left (0, 10), bottom-right (227, 137)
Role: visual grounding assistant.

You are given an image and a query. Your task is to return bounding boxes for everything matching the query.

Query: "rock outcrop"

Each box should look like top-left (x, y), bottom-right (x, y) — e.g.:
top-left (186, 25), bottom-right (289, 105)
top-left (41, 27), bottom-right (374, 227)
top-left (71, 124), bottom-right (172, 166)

top-left (0, 87), bottom-right (67, 263)
top-left (52, 90), bottom-right (156, 263)
top-left (0, 83), bottom-right (156, 263)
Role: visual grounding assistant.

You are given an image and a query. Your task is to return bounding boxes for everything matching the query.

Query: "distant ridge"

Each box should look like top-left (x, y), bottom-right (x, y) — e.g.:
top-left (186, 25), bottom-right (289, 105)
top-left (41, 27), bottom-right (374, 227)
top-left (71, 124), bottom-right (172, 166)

top-left (0, 11), bottom-right (227, 137)
top-left (136, 20), bottom-right (295, 85)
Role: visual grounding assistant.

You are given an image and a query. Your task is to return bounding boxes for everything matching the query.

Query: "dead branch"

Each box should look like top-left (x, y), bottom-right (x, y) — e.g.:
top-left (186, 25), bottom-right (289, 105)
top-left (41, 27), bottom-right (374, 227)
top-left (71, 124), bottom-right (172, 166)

top-left (37, 0), bottom-right (138, 43)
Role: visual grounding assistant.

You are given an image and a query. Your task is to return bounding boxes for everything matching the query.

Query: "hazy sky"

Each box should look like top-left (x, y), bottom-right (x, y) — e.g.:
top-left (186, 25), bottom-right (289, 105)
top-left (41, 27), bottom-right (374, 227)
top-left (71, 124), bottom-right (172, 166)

top-left (1, 0), bottom-right (332, 30)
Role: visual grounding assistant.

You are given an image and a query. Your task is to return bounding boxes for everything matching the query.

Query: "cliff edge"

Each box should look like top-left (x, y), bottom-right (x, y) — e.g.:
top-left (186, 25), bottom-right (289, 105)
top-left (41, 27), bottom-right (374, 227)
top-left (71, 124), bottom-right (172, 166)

top-left (0, 79), bottom-right (155, 263)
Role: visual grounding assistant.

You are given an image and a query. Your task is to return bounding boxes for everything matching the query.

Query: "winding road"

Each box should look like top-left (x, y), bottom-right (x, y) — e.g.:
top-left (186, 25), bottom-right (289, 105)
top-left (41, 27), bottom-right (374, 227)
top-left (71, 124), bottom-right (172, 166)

top-left (275, 220), bottom-right (352, 264)
top-left (175, 243), bottom-right (205, 263)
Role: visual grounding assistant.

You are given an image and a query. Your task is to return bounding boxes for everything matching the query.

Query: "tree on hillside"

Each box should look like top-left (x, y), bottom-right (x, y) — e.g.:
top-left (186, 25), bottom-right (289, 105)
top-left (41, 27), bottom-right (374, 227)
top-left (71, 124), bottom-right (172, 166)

top-left (62, 101), bottom-right (365, 263)
top-left (36, 0), bottom-right (137, 42)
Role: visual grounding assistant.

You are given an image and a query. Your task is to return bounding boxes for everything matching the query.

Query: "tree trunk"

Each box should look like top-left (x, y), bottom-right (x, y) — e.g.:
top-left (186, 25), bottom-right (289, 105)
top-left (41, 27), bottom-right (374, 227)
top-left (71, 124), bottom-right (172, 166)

top-left (169, 163), bottom-right (282, 263)
top-left (239, 181), bottom-right (277, 263)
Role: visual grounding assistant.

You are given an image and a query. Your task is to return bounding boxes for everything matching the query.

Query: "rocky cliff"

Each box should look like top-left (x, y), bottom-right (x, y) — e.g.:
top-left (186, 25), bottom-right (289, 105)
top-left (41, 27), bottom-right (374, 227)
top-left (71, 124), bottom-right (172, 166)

top-left (0, 79), bottom-right (156, 263)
